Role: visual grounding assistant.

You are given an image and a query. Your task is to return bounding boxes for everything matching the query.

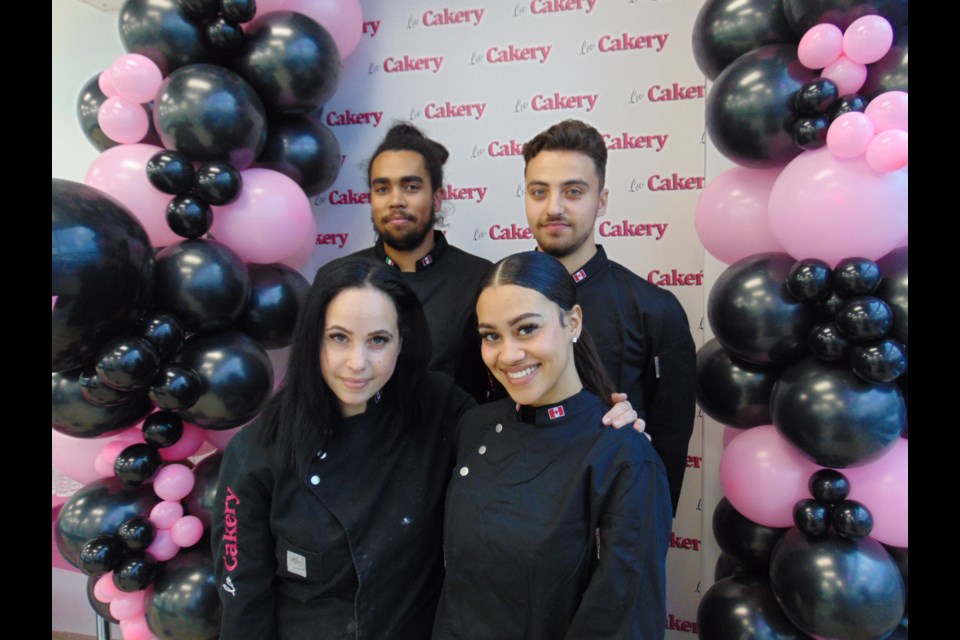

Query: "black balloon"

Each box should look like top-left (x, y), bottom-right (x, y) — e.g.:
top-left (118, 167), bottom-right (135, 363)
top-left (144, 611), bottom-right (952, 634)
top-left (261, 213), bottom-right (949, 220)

top-left (793, 499), bottom-right (830, 537)
top-left (786, 258), bottom-right (832, 302)
top-left (706, 45), bottom-right (817, 168)
top-left (810, 323), bottom-right (853, 363)
top-left (195, 161), bottom-right (243, 205)
top-left (713, 498), bottom-right (789, 572)
top-left (829, 93), bottom-right (868, 121)
top-left (118, 0), bottom-right (215, 75)
top-left (166, 195), bottom-right (214, 239)
top-left (53, 369), bottom-right (153, 438)
top-left (708, 253), bottom-right (818, 366)
top-left (114, 554), bottom-right (161, 592)
top-left (79, 367), bottom-right (138, 407)
top-left (95, 336), bottom-right (161, 391)
top-left (809, 469), bottom-right (850, 505)
top-left (792, 116), bottom-right (828, 150)
top-left (146, 150), bottom-right (196, 195)
top-left (836, 296), bottom-right (893, 342)
top-left (114, 443), bottom-right (163, 486)
top-left (862, 24), bottom-right (908, 99)
top-left (832, 500), bottom-right (873, 539)
top-left (118, 515), bottom-right (156, 552)
top-left (154, 63), bottom-right (267, 169)
top-left (145, 548), bottom-right (223, 640)
top-left (154, 239), bottom-right (251, 333)
top-left (850, 339), bottom-right (907, 383)
top-left (232, 11), bottom-right (342, 115)
top-left (143, 411), bottom-right (185, 448)
top-left (884, 544), bottom-right (908, 616)
top-left (52, 179), bottom-right (155, 372)
top-left (833, 257), bottom-right (881, 297)
top-left (175, 331), bottom-right (274, 430)
top-left (77, 74), bottom-right (119, 152)
top-left (876, 247), bottom-right (908, 344)
top-left (256, 114), bottom-right (342, 196)
top-left (782, 0), bottom-right (908, 35)
top-left (234, 263), bottom-right (310, 349)
top-left (771, 357), bottom-right (905, 467)
top-left (697, 575), bottom-right (807, 640)
top-left (815, 290), bottom-right (846, 319)
top-left (185, 452), bottom-right (223, 532)
top-left (223, 0), bottom-right (257, 23)
top-left (150, 364), bottom-right (204, 411)
top-left (793, 79), bottom-right (839, 115)
top-left (181, 0), bottom-right (219, 19)
top-left (205, 17), bottom-right (246, 55)
top-left (87, 575), bottom-right (120, 624)
top-left (136, 311), bottom-right (186, 360)
top-left (696, 339), bottom-right (778, 428)
top-left (714, 553), bottom-right (748, 582)
top-left (79, 534), bottom-right (126, 576)
top-left (769, 529), bottom-right (904, 639)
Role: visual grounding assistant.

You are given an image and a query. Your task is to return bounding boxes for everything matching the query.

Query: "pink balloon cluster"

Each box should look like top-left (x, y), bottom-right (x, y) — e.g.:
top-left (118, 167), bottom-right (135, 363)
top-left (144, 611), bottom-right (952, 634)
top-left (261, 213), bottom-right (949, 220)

top-left (826, 91), bottom-right (908, 172)
top-left (798, 16), bottom-right (894, 95)
top-left (93, 575), bottom-right (158, 640)
top-left (97, 54), bottom-right (163, 145)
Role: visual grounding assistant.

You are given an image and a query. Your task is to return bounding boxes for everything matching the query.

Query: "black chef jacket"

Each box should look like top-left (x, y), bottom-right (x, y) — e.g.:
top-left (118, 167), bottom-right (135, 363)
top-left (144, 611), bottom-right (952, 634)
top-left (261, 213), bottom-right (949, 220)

top-left (572, 246), bottom-right (697, 514)
top-left (433, 390), bottom-right (672, 640)
top-left (212, 371), bottom-right (475, 640)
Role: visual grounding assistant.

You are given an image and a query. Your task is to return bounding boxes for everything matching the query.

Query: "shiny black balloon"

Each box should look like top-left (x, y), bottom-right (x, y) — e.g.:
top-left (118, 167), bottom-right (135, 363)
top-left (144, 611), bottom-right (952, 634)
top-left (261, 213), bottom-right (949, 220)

top-left (697, 575), bottom-right (807, 640)
top-left (194, 161), bottom-right (242, 205)
top-left (791, 116), bottom-right (828, 150)
top-left (831, 500), bottom-right (873, 539)
top-left (143, 411), bottom-right (185, 448)
top-left (884, 544), bottom-right (908, 616)
top-left (862, 24), bottom-right (908, 99)
top-left (118, 515), bottom-right (156, 552)
top-left (714, 553), bottom-right (748, 583)
top-left (809, 469), bottom-right (850, 505)
top-left (154, 239), bottom-right (251, 333)
top-left (833, 257), bottom-right (881, 297)
top-left (256, 114), bottom-right (342, 196)
top-left (205, 17), bottom-right (246, 55)
top-left (87, 575), bottom-right (120, 624)
top-left (771, 357), bottom-right (905, 467)
top-left (706, 45), bottom-right (817, 168)
top-left (114, 554), bottom-right (161, 592)
top-left (118, 0), bottom-right (216, 76)
top-left (815, 290), bottom-right (845, 319)
top-left (769, 529), bottom-right (905, 639)
top-left (52, 179), bottom-right (155, 372)
top-left (166, 195), bottom-right (214, 239)
top-left (146, 150), bottom-right (195, 195)
top-left (695, 339), bottom-right (778, 428)
top-left (53, 369), bottom-right (153, 438)
top-left (793, 79), bottom-right (839, 115)
top-left (829, 93), bottom-right (868, 121)
top-left (708, 253), bottom-right (818, 366)
top-left (782, 0), bottom-right (908, 35)
top-left (793, 499), bottom-right (830, 537)
top-left (114, 443), bottom-right (163, 486)
top-left (55, 476), bottom-right (160, 568)
top-left (145, 548), bottom-right (223, 640)
top-left (223, 0), bottom-right (257, 23)
top-left (876, 247), bottom-right (907, 344)
top-left (185, 452), bottom-right (223, 531)
top-left (713, 498), bottom-right (789, 572)
top-left (150, 364), bottom-right (204, 411)
top-left (836, 296), bottom-right (893, 342)
top-left (77, 74), bottom-right (120, 152)
top-left (154, 63), bottom-right (267, 169)
top-left (174, 331), bottom-right (274, 430)
top-left (233, 264), bottom-right (310, 349)
top-left (95, 336), bottom-right (161, 391)
top-left (79, 534), bottom-right (126, 576)
top-left (850, 339), bottom-right (907, 383)
top-left (136, 311), bottom-right (186, 360)
top-left (79, 367), bottom-right (138, 407)
top-left (787, 259), bottom-right (832, 302)
top-left (809, 323), bottom-right (852, 362)
top-left (181, 0), bottom-right (219, 18)
top-left (232, 11), bottom-right (342, 115)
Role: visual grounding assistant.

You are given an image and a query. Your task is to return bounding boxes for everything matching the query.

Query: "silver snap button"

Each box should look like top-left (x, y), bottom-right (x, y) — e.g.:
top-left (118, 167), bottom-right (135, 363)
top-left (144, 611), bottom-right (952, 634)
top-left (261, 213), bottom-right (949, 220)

top-left (478, 446), bottom-right (487, 455)
top-left (459, 467), bottom-right (469, 476)
top-left (495, 423), bottom-right (503, 433)
top-left (310, 475), bottom-right (320, 485)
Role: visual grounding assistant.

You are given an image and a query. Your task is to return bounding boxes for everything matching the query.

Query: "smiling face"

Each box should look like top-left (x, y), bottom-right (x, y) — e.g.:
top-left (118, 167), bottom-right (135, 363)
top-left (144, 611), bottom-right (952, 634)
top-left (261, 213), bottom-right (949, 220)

top-left (320, 286), bottom-right (402, 417)
top-left (370, 150), bottom-right (440, 253)
top-left (476, 283), bottom-right (583, 407)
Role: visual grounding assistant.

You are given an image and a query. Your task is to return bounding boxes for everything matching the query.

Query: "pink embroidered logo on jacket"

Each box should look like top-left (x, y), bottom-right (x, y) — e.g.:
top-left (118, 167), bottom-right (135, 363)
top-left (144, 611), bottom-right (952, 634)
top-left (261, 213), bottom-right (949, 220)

top-left (222, 487), bottom-right (241, 571)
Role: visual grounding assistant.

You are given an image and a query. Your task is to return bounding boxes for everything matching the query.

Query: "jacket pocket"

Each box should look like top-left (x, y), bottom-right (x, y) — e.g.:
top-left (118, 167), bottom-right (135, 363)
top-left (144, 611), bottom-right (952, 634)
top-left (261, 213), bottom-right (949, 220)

top-left (274, 535), bottom-right (325, 603)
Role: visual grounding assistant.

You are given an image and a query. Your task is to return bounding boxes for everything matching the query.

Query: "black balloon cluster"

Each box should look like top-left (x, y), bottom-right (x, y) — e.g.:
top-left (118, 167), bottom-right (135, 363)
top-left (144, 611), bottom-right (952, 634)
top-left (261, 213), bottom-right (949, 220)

top-left (79, 513), bottom-right (161, 592)
top-left (113, 412), bottom-right (188, 486)
top-left (180, 0), bottom-right (257, 56)
top-left (793, 469), bottom-right (873, 538)
top-left (789, 83), bottom-right (872, 151)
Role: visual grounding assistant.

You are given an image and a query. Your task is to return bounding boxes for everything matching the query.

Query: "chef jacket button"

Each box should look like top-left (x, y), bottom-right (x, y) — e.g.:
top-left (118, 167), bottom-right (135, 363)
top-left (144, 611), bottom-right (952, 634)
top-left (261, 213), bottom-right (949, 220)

top-left (459, 467), bottom-right (469, 476)
top-left (317, 450), bottom-right (327, 459)
top-left (310, 475), bottom-right (320, 485)
top-left (478, 446), bottom-right (487, 455)
top-left (495, 423), bottom-right (503, 433)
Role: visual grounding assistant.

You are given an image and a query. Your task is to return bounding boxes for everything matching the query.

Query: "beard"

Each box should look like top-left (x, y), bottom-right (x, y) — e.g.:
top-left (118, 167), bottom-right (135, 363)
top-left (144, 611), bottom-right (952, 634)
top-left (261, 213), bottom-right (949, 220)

top-left (376, 209), bottom-right (437, 251)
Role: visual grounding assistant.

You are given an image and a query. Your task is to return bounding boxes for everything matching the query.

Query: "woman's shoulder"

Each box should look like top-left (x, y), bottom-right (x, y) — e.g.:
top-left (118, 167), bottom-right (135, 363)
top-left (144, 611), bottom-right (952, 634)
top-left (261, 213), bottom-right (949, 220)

top-left (591, 416), bottom-right (665, 469)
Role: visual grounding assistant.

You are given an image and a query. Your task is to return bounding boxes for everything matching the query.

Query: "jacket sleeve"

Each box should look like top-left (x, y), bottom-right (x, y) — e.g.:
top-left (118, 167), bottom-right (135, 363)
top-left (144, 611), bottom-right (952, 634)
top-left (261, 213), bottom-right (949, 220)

top-left (211, 441), bottom-right (278, 640)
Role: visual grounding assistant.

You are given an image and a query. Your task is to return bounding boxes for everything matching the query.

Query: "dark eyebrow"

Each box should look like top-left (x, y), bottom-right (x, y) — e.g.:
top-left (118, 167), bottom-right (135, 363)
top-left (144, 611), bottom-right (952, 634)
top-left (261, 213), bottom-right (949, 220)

top-left (371, 175), bottom-right (425, 185)
top-left (477, 312), bottom-right (543, 330)
top-left (326, 325), bottom-right (352, 334)
top-left (526, 179), bottom-right (591, 188)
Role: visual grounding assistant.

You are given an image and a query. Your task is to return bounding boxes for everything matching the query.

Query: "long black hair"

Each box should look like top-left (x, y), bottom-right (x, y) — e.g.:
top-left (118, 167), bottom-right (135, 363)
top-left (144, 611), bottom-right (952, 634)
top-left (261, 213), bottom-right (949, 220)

top-left (479, 251), bottom-right (616, 407)
top-left (257, 257), bottom-right (432, 471)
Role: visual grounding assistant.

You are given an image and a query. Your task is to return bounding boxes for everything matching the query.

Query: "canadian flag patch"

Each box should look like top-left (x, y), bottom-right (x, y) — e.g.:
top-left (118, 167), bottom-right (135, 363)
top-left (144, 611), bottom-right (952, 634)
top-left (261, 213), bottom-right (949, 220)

top-left (422, 254), bottom-right (433, 266)
top-left (572, 269), bottom-right (586, 282)
top-left (547, 405), bottom-right (565, 420)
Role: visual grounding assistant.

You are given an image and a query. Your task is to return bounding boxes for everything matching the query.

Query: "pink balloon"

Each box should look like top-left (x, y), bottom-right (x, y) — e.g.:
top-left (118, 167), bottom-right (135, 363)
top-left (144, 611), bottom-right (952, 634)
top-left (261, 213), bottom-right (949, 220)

top-left (282, 0), bottom-right (363, 59)
top-left (826, 112), bottom-right (875, 158)
top-left (93, 455), bottom-right (116, 478)
top-left (117, 425), bottom-right (148, 444)
top-left (93, 572), bottom-right (122, 603)
top-left (719, 425), bottom-right (822, 527)
top-left (171, 515), bottom-right (205, 547)
top-left (52, 429), bottom-right (121, 485)
top-left (84, 143), bottom-right (183, 248)
top-left (109, 590), bottom-right (145, 620)
top-left (98, 69), bottom-right (118, 98)
top-left (864, 91), bottom-right (908, 133)
top-left (721, 426), bottom-right (745, 448)
top-left (158, 423), bottom-right (206, 461)
top-left (798, 23), bottom-right (844, 69)
top-left (110, 54), bottom-right (163, 104)
top-left (100, 441), bottom-right (130, 468)
top-left (119, 615), bottom-right (155, 640)
top-left (149, 500), bottom-right (184, 529)
top-left (98, 97), bottom-right (149, 144)
top-left (694, 167), bottom-right (786, 264)
top-left (821, 55), bottom-right (868, 96)
top-left (281, 213), bottom-right (318, 269)
top-left (865, 130), bottom-right (908, 173)
top-left (845, 438), bottom-right (908, 548)
top-left (145, 528), bottom-right (180, 561)
top-left (842, 15), bottom-right (894, 64)
top-left (768, 147), bottom-right (908, 267)
top-left (210, 168), bottom-right (314, 264)
top-left (153, 464), bottom-right (196, 501)
top-left (203, 425), bottom-right (246, 451)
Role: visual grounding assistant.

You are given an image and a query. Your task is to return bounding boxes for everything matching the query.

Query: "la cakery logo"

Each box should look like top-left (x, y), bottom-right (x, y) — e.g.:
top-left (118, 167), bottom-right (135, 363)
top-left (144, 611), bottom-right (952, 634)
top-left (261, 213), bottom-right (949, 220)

top-left (486, 43), bottom-right (552, 64)
top-left (315, 233), bottom-right (349, 249)
top-left (529, 0), bottom-right (597, 14)
top-left (669, 531), bottom-right (701, 551)
top-left (383, 54), bottom-right (444, 74)
top-left (602, 132), bottom-right (669, 152)
top-left (531, 92), bottom-right (599, 113)
top-left (327, 189), bottom-right (371, 206)
top-left (647, 83), bottom-right (706, 102)
top-left (648, 269), bottom-right (704, 286)
top-left (424, 101), bottom-right (488, 120)
top-left (598, 32), bottom-right (669, 53)
top-left (439, 184), bottom-right (488, 204)
top-left (422, 7), bottom-right (485, 26)
top-left (647, 173), bottom-right (705, 191)
top-left (598, 221), bottom-right (668, 240)
top-left (665, 614), bottom-right (698, 634)
top-left (326, 110), bottom-right (383, 127)
top-left (486, 139), bottom-right (526, 157)
top-left (489, 223), bottom-right (534, 240)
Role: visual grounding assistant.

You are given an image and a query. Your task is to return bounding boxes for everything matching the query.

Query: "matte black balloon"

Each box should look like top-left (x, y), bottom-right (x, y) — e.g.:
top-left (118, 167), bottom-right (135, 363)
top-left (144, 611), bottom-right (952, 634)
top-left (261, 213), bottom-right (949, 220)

top-left (77, 74), bottom-right (120, 152)
top-left (792, 116), bottom-right (828, 150)
top-left (695, 338), bottom-right (778, 428)
top-left (255, 114), bottom-right (342, 196)
top-left (55, 476), bottom-right (160, 568)
top-left (833, 257), bottom-right (881, 297)
top-left (809, 323), bottom-right (852, 362)
top-left (787, 259), bottom-right (832, 302)
top-left (862, 24), bottom-right (908, 99)
top-left (154, 63), bottom-right (267, 169)
top-left (832, 500), bottom-right (873, 539)
top-left (118, 516), bottom-right (156, 552)
top-left (850, 339), bottom-right (907, 384)
top-left (150, 364), bottom-right (204, 411)
top-left (771, 358), bottom-right (905, 467)
top-left (714, 553), bottom-right (748, 582)
top-left (233, 263), bottom-right (310, 349)
top-left (792, 499), bottom-right (830, 537)
top-left (769, 529), bottom-right (905, 639)
top-left (114, 443), bottom-right (163, 486)
top-left (829, 93), bottom-right (868, 121)
top-left (205, 17), bottom-right (246, 55)
top-left (79, 367), bottom-right (138, 407)
top-left (836, 296), bottom-right (893, 341)
top-left (708, 253), bottom-right (818, 366)
top-left (793, 79), bottom-right (839, 115)
top-left (146, 150), bottom-right (196, 195)
top-left (79, 534), bottom-right (126, 577)
top-left (53, 369), bottom-right (153, 438)
top-left (136, 311), bottom-right (186, 360)
top-left (876, 247), bottom-right (907, 344)
top-left (166, 195), bottom-right (214, 239)
top-left (153, 239), bottom-right (251, 333)
top-left (174, 331), bottom-right (274, 430)
top-left (181, 0), bottom-right (219, 18)
top-left (114, 554), bottom-right (161, 592)
top-left (713, 498), bottom-right (789, 572)
top-left (145, 548), bottom-right (223, 640)
top-left (184, 452), bottom-right (223, 531)
top-left (95, 336), bottom-right (161, 391)
top-left (223, 0), bottom-right (257, 23)
top-left (118, 0), bottom-right (216, 76)
top-left (52, 179), bottom-right (155, 372)
top-left (815, 290), bottom-right (845, 319)
top-left (143, 411), bottom-right (185, 448)
top-left (809, 469), bottom-right (850, 505)
top-left (194, 161), bottom-right (242, 205)
top-left (782, 0), bottom-right (908, 35)
top-left (87, 575), bottom-right (120, 624)
top-left (706, 45), bottom-right (817, 168)
top-left (697, 575), bottom-right (807, 640)
top-left (232, 11), bottom-right (342, 115)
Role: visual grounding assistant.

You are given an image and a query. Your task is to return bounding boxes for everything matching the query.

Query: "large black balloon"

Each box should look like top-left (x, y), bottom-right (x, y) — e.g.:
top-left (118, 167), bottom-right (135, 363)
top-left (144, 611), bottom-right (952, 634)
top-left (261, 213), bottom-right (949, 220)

top-left (708, 253), bottom-right (818, 366)
top-left (862, 24), bottom-right (908, 99)
top-left (233, 264), bottom-right (310, 349)
top-left (53, 369), bottom-right (153, 438)
top-left (154, 63), bottom-right (267, 169)
top-left (145, 548), bottom-right (222, 640)
top-left (713, 498), bottom-right (789, 572)
top-left (185, 452), bottom-right (223, 532)
top-left (782, 0), bottom-right (908, 35)
top-left (174, 331), bottom-right (274, 430)
top-left (696, 339), bottom-right (778, 428)
top-left (55, 476), bottom-right (160, 568)
top-left (52, 179), bottom-right (155, 372)
top-left (769, 529), bottom-right (905, 639)
top-left (153, 239), bottom-right (251, 333)
top-left (697, 575), bottom-right (807, 640)
top-left (706, 45), bottom-right (817, 168)
top-left (256, 114), bottom-right (343, 196)
top-left (77, 74), bottom-right (120, 152)
top-left (876, 247), bottom-right (908, 345)
top-left (232, 11), bottom-right (341, 115)
top-left (119, 0), bottom-right (216, 76)
top-left (771, 357), bottom-right (905, 467)
top-left (714, 552), bottom-right (749, 582)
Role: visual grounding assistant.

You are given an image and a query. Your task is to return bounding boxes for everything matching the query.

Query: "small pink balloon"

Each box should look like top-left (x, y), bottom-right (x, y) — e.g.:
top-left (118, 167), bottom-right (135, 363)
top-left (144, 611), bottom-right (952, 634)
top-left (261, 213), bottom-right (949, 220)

top-left (842, 15), bottom-right (894, 64)
top-left (865, 129), bottom-right (908, 173)
top-left (826, 111), bottom-right (875, 158)
top-left (100, 441), bottom-right (130, 468)
top-left (158, 423), bottom-right (206, 461)
top-left (110, 53), bottom-right (164, 104)
top-left (846, 438), bottom-right (908, 547)
top-left (864, 91), bottom-right (908, 133)
top-left (821, 55), bottom-right (868, 96)
top-left (282, 0), bottom-right (363, 59)
top-left (171, 515), bottom-right (205, 548)
top-left (153, 464), bottom-right (196, 501)
top-left (117, 425), bottom-right (147, 444)
top-left (149, 500), bottom-right (184, 529)
top-left (93, 454), bottom-right (116, 477)
top-left (98, 96), bottom-right (149, 144)
top-left (98, 69), bottom-right (118, 97)
top-left (203, 424), bottom-right (245, 451)
top-left (722, 426), bottom-right (745, 448)
top-left (119, 615), bottom-right (155, 640)
top-left (145, 528), bottom-right (181, 561)
top-left (109, 590), bottom-right (145, 621)
top-left (798, 23), bottom-right (844, 69)
top-left (93, 572), bottom-right (122, 603)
